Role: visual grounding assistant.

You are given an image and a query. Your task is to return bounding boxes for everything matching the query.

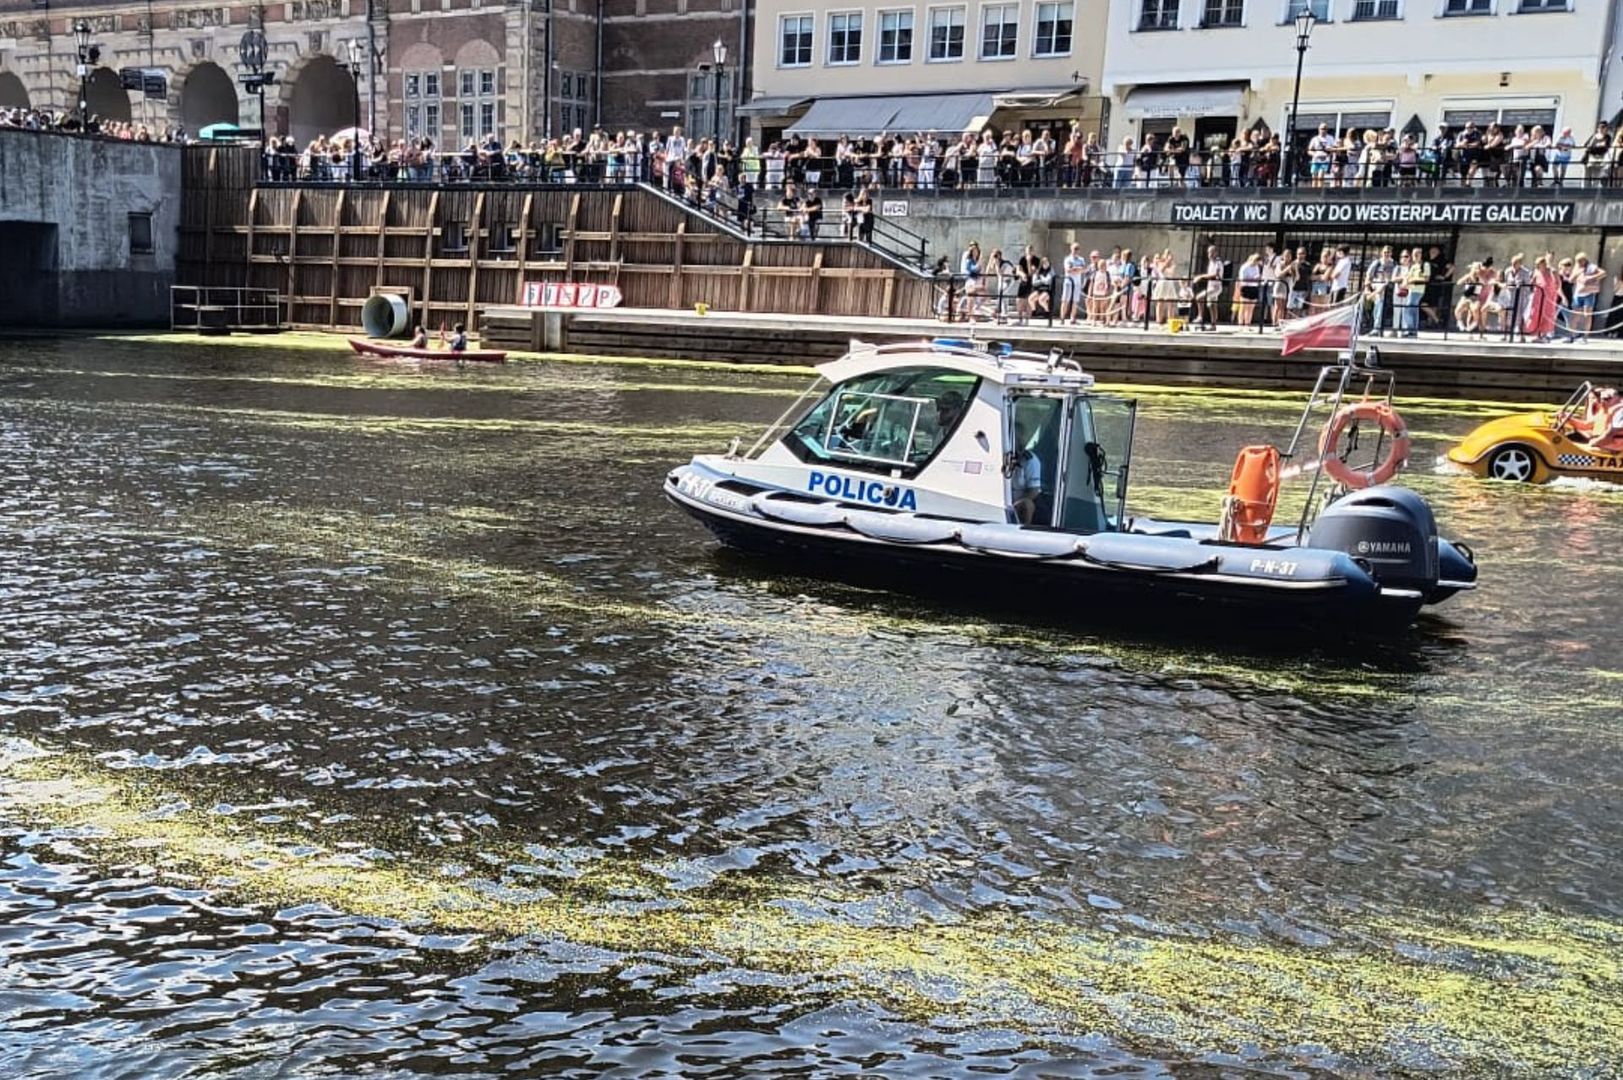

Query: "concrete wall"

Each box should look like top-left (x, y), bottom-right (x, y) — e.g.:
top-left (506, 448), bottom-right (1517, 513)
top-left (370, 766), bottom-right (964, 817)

top-left (0, 128), bottom-right (180, 327)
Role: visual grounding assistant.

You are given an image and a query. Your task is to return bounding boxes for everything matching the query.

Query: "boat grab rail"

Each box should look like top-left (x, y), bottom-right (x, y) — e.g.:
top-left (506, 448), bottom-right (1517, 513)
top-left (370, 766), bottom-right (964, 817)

top-left (860, 339), bottom-right (1073, 369)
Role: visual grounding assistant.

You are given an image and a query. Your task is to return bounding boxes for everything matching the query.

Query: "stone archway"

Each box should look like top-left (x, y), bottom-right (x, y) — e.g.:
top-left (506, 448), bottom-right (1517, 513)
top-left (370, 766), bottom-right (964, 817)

top-left (179, 61), bottom-right (240, 132)
top-left (0, 71), bottom-right (28, 109)
top-left (84, 67), bottom-right (132, 122)
top-left (287, 54), bottom-right (358, 146)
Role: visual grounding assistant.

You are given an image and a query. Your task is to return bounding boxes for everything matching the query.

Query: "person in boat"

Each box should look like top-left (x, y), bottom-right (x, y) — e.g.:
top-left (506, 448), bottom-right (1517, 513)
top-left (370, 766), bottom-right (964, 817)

top-left (410, 324), bottom-right (429, 350)
top-left (935, 390), bottom-right (966, 433)
top-left (1012, 421), bottom-right (1043, 526)
top-left (448, 323), bottom-right (469, 353)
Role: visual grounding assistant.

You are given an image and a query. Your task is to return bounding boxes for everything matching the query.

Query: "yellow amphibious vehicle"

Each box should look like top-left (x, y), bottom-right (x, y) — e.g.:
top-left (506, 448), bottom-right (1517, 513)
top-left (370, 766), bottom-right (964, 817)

top-left (1447, 383), bottom-right (1623, 483)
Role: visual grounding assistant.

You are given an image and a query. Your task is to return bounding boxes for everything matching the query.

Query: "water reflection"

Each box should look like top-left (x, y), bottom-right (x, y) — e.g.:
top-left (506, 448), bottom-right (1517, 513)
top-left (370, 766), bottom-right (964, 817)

top-left (2, 335), bottom-right (1621, 1075)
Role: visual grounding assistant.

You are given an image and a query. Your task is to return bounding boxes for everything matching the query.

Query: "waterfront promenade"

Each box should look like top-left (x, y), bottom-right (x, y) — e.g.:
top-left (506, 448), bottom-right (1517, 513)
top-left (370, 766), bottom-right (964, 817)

top-left (482, 303), bottom-right (1623, 401)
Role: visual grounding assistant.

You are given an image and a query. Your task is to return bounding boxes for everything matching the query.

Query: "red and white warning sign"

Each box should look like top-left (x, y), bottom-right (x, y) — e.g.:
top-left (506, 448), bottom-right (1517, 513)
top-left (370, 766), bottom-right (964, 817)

top-left (521, 282), bottom-right (624, 309)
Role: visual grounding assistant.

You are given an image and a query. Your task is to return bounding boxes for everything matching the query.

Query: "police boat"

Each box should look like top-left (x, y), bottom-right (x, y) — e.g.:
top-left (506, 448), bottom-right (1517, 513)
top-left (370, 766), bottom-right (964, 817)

top-left (663, 338), bottom-right (1477, 629)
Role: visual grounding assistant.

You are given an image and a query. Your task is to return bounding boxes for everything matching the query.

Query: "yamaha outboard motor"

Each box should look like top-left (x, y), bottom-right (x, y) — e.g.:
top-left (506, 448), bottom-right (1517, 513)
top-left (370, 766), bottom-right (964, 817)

top-left (1307, 486), bottom-right (1440, 595)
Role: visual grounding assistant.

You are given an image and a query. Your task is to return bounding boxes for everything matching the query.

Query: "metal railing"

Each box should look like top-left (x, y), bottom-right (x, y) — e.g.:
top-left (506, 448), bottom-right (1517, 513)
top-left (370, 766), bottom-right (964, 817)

top-left (254, 147), bottom-right (1623, 194)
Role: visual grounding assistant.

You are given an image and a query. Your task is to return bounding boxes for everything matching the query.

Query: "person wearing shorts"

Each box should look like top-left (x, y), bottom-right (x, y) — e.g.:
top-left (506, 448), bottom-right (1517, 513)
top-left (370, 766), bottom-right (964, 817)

top-left (1570, 253), bottom-right (1606, 338)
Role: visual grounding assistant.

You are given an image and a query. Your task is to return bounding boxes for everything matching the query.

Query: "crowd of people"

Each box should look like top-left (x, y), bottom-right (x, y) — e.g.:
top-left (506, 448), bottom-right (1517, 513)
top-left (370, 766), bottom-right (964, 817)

top-left (0, 106), bottom-right (187, 143)
top-left (945, 240), bottom-right (1622, 341)
top-left (259, 118), bottom-right (1623, 193)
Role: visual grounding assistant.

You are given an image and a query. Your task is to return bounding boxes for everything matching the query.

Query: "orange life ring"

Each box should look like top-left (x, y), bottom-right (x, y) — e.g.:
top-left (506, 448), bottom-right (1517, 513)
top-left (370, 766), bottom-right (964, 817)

top-left (1319, 402), bottom-right (1410, 489)
top-left (1221, 445), bottom-right (1281, 544)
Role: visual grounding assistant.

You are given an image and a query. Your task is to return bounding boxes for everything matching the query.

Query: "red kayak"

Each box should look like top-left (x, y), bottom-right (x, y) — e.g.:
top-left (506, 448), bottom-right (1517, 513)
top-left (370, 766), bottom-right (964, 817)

top-left (348, 338), bottom-right (507, 363)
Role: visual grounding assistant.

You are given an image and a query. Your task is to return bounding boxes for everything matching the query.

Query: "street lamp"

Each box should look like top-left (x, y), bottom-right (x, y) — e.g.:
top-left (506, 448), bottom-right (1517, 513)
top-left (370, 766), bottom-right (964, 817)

top-left (710, 38), bottom-right (727, 145)
top-left (1282, 10), bottom-right (1316, 188)
top-left (344, 38), bottom-right (366, 182)
top-left (73, 20), bottom-right (95, 127)
top-left (239, 28), bottom-right (270, 140)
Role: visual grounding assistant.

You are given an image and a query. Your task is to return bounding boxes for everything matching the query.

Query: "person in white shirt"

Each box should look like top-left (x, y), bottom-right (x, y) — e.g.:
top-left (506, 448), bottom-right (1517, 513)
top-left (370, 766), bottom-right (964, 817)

top-left (1061, 242), bottom-right (1088, 324)
top-left (1012, 422), bottom-right (1044, 525)
top-left (1330, 247), bottom-right (1353, 303)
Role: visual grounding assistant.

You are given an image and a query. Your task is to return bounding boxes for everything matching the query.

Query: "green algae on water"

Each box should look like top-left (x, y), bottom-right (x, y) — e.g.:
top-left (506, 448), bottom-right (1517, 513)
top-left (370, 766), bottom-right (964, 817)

top-left (2, 748), bottom-right (1620, 1075)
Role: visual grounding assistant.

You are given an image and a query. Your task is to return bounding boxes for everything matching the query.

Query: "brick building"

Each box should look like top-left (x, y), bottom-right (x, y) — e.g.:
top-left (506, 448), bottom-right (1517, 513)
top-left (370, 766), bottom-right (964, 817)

top-left (0, 0), bottom-right (744, 147)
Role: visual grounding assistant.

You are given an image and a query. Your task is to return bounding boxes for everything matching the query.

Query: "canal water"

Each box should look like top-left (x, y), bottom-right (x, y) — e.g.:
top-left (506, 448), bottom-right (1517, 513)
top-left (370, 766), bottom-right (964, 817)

top-left (1, 336), bottom-right (1619, 1078)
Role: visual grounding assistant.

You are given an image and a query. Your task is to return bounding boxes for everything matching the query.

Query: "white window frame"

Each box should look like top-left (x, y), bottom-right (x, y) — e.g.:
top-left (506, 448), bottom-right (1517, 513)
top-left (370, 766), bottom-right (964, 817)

top-left (1350, 0), bottom-right (1400, 17)
top-left (1438, 0), bottom-right (1493, 13)
top-left (1283, 0), bottom-right (1333, 22)
top-left (878, 8), bottom-right (917, 64)
top-left (827, 10), bottom-right (864, 65)
top-left (1138, 0), bottom-right (1182, 28)
top-left (1033, 0), bottom-right (1074, 54)
top-left (1199, 0), bottom-right (1246, 25)
top-left (979, 2), bottom-right (1020, 59)
top-left (927, 5), bottom-right (968, 61)
top-left (779, 13), bottom-right (816, 67)
top-left (1512, 0), bottom-right (1567, 10)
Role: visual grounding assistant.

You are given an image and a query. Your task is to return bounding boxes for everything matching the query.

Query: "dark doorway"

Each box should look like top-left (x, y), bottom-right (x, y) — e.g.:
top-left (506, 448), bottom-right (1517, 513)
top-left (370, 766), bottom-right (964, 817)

top-left (0, 222), bottom-right (60, 325)
top-left (85, 67), bottom-right (132, 122)
top-left (1190, 226), bottom-right (1459, 328)
top-left (0, 71), bottom-right (28, 108)
top-left (180, 62), bottom-right (240, 132)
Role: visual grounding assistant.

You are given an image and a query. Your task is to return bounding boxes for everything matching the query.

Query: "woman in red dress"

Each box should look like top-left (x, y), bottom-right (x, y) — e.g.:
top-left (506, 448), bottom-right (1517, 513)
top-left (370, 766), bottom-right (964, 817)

top-left (1525, 254), bottom-right (1561, 342)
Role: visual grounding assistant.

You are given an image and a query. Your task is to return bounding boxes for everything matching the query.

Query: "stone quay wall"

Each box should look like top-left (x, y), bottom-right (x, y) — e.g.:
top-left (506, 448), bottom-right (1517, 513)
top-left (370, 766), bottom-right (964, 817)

top-left (0, 128), bottom-right (181, 326)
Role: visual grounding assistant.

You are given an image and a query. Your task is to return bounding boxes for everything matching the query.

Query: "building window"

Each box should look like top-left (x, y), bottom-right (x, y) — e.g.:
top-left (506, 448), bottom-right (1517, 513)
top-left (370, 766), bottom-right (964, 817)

top-left (1034, 1), bottom-right (1073, 51)
top-left (1201, 0), bottom-right (1243, 24)
top-left (456, 68), bottom-right (497, 142)
top-left (404, 69), bottom-right (441, 142)
top-left (686, 67), bottom-right (735, 140)
top-left (780, 14), bottom-right (814, 66)
top-left (562, 71), bottom-right (573, 99)
top-left (829, 11), bottom-right (863, 64)
top-left (980, 4), bottom-right (1018, 57)
top-left (1351, 0), bottom-right (1398, 16)
top-left (1443, 0), bottom-right (1491, 11)
top-left (1516, 0), bottom-right (1566, 9)
top-left (929, 6), bottom-right (966, 59)
top-left (1442, 103), bottom-right (1558, 129)
top-left (879, 10), bottom-right (915, 62)
top-left (1139, 0), bottom-right (1180, 28)
top-left (128, 212), bottom-right (154, 254)
top-left (1284, 0), bottom-right (1330, 19)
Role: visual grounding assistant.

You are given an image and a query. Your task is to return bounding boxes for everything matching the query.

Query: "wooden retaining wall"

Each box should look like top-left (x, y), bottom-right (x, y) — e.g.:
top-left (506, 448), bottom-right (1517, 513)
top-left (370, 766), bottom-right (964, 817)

top-left (178, 146), bottom-right (937, 332)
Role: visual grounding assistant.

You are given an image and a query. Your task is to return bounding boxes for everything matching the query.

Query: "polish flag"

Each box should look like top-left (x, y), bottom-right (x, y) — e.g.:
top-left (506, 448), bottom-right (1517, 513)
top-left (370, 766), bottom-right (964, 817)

top-left (1281, 302), bottom-right (1360, 356)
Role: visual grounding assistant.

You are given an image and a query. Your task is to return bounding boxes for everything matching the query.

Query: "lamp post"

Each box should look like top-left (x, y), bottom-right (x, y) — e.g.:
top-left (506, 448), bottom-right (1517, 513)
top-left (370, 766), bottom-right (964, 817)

top-left (344, 38), bottom-right (366, 182)
top-left (72, 20), bottom-right (92, 127)
top-left (710, 38), bottom-right (727, 145)
top-left (239, 28), bottom-right (269, 140)
top-left (1282, 10), bottom-right (1315, 188)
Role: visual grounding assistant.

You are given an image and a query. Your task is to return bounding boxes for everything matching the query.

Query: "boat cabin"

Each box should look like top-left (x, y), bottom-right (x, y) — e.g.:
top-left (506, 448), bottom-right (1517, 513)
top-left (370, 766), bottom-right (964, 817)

top-left (730, 339), bottom-right (1137, 530)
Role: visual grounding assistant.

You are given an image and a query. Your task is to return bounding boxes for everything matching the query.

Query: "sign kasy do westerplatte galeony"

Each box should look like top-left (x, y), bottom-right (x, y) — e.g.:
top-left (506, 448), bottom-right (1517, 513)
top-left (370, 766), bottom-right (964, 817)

top-left (1171, 201), bottom-right (1577, 226)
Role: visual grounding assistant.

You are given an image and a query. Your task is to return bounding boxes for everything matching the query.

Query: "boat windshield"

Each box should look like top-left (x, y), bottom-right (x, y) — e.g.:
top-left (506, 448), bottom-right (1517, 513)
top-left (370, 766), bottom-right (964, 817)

top-left (1061, 395), bottom-right (1135, 531)
top-left (781, 367), bottom-right (981, 475)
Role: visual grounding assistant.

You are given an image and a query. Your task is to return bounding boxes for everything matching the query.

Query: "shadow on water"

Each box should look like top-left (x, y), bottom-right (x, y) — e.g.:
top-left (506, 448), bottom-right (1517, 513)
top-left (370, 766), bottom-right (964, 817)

top-left (703, 545), bottom-right (1467, 678)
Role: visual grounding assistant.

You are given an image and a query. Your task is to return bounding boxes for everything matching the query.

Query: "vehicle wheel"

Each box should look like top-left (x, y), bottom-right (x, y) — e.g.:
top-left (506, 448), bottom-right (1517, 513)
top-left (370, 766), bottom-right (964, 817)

top-left (1486, 445), bottom-right (1537, 482)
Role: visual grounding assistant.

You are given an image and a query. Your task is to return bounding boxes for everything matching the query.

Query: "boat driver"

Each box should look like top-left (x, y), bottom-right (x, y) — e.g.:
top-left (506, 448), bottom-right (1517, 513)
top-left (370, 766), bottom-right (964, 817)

top-left (1012, 421), bottom-right (1043, 525)
top-left (935, 390), bottom-right (966, 434)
